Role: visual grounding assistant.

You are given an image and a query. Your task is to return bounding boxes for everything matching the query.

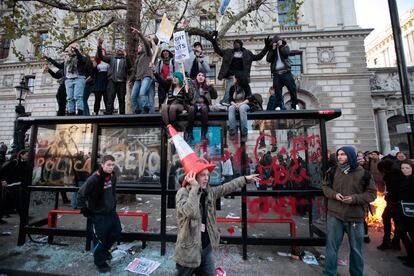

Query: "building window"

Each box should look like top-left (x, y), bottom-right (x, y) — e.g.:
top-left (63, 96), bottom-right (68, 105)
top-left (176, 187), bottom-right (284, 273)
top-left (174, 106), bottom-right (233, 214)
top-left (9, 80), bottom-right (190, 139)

top-left (199, 17), bottom-right (216, 47)
top-left (35, 31), bottom-right (49, 56)
top-left (206, 64), bottom-right (216, 84)
top-left (0, 37), bottom-right (10, 59)
top-left (289, 51), bottom-right (302, 76)
top-left (25, 75), bottom-right (36, 94)
top-left (277, 0), bottom-right (297, 26)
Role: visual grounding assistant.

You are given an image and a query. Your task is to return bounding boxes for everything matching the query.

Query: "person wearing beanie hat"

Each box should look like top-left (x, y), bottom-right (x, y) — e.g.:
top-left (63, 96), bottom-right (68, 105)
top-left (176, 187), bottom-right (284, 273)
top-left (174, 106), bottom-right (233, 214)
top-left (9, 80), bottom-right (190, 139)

top-left (209, 32), bottom-right (270, 111)
top-left (322, 146), bottom-right (377, 276)
top-left (266, 35), bottom-right (300, 111)
top-left (155, 43), bottom-right (176, 106)
top-left (185, 72), bottom-right (218, 142)
top-left (77, 155), bottom-right (122, 273)
top-left (152, 64), bottom-right (191, 127)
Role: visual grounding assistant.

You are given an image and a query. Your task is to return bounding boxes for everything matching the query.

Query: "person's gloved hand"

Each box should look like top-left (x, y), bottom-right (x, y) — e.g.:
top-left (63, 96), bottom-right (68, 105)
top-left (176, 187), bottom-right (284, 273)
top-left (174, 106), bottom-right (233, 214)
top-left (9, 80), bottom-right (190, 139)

top-left (211, 30), bottom-right (218, 40)
top-left (80, 207), bottom-right (92, 218)
top-left (264, 36), bottom-right (271, 46)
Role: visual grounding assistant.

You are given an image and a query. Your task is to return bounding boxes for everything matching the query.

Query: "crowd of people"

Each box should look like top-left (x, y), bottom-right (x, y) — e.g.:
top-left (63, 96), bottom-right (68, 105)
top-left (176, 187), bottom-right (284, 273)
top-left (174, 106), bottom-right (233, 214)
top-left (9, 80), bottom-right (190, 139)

top-left (322, 147), bottom-right (414, 275)
top-left (41, 25), bottom-right (300, 142)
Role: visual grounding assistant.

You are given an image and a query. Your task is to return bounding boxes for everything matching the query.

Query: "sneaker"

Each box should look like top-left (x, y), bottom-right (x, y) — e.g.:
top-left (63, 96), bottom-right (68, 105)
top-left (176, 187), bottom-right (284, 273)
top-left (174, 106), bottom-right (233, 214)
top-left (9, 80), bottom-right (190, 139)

top-left (294, 105), bottom-right (300, 110)
top-left (275, 107), bottom-right (281, 111)
top-left (96, 262), bottom-right (111, 273)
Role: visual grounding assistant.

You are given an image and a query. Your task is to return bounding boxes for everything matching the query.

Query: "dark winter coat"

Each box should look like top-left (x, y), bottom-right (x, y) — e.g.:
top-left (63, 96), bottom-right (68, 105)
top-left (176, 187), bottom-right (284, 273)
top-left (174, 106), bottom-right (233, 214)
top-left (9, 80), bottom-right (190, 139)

top-left (97, 46), bottom-right (131, 82)
top-left (77, 171), bottom-right (117, 215)
top-left (211, 40), bottom-right (268, 82)
top-left (322, 147), bottom-right (377, 222)
top-left (47, 49), bottom-right (88, 77)
top-left (383, 168), bottom-right (403, 203)
top-left (266, 40), bottom-right (292, 75)
top-left (154, 72), bottom-right (190, 106)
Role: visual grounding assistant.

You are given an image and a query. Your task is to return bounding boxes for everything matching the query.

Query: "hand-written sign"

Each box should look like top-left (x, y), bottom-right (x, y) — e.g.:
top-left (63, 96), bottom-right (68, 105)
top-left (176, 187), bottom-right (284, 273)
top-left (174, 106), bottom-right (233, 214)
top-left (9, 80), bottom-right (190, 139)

top-left (156, 14), bottom-right (174, 43)
top-left (173, 31), bottom-right (190, 62)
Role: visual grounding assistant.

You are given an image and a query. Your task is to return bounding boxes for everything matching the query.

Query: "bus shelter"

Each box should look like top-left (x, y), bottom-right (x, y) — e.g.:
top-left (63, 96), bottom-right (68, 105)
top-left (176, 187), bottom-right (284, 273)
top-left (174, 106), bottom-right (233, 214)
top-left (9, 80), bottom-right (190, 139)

top-left (16, 109), bottom-right (341, 259)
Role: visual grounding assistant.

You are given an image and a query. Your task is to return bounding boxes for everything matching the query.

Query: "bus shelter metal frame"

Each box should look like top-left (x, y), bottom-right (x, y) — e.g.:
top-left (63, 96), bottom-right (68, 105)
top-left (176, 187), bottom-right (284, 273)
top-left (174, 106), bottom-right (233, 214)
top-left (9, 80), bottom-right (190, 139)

top-left (16, 109), bottom-right (341, 260)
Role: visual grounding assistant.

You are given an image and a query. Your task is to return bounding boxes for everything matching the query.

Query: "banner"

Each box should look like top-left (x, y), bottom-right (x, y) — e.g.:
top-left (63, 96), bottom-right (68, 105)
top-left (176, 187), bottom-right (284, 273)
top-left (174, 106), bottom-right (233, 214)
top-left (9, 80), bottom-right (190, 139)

top-left (218, 0), bottom-right (231, 16)
top-left (156, 14), bottom-right (174, 43)
top-left (173, 31), bottom-right (190, 62)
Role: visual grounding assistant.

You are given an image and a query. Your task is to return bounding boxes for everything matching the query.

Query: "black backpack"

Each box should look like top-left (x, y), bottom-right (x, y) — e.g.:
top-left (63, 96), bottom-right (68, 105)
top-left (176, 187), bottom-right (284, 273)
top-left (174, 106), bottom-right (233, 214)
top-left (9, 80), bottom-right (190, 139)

top-left (248, 93), bottom-right (263, 112)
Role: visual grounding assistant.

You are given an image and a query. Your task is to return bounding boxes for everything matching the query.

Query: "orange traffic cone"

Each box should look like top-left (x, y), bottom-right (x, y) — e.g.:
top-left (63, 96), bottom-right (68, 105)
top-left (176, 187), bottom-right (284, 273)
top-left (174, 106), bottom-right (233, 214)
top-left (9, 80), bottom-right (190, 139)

top-left (167, 124), bottom-right (216, 187)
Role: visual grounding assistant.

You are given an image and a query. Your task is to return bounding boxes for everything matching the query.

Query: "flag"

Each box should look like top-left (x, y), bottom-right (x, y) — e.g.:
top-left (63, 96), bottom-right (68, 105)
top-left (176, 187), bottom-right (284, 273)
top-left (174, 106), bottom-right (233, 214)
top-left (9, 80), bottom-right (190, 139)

top-left (218, 0), bottom-right (231, 16)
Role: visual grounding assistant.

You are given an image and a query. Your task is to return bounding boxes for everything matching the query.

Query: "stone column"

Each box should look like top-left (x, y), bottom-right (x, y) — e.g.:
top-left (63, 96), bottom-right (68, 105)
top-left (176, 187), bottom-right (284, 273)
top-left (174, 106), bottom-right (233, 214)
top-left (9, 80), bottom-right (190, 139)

top-left (377, 109), bottom-right (391, 154)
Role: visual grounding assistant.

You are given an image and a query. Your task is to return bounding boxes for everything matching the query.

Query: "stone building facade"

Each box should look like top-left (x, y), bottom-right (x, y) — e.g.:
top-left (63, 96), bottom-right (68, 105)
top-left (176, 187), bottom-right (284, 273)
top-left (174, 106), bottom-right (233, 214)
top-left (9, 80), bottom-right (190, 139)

top-left (366, 6), bottom-right (414, 68)
top-left (0, 0), bottom-right (391, 153)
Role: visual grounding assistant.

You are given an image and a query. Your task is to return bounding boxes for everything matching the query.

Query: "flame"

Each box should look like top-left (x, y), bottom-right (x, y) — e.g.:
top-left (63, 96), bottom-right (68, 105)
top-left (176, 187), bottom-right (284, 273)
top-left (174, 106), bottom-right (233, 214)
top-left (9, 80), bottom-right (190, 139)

top-left (367, 192), bottom-right (387, 228)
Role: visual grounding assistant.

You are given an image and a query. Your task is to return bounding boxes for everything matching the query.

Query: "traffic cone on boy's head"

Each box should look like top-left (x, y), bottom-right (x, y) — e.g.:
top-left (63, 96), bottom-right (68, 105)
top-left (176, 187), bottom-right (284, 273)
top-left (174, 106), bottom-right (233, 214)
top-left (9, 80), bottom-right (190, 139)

top-left (167, 124), bottom-right (216, 187)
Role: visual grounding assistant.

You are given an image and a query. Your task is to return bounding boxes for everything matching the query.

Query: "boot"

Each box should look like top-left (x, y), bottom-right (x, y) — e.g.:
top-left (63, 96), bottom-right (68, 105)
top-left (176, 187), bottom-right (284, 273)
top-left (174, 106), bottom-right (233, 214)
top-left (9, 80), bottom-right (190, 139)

top-left (377, 240), bottom-right (392, 250)
top-left (77, 109), bottom-right (83, 116)
top-left (391, 239), bottom-right (401, 250)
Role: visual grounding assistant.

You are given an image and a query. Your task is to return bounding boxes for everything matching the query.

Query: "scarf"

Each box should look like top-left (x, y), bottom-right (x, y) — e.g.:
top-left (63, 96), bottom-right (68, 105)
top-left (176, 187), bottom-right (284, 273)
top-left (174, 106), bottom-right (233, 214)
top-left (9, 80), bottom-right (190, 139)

top-left (66, 54), bottom-right (78, 74)
top-left (339, 163), bottom-right (351, 174)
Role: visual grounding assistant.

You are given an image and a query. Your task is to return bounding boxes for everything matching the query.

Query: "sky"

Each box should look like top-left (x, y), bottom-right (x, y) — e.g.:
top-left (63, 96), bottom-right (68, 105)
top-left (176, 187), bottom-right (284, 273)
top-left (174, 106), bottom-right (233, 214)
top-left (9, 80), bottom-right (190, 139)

top-left (355, 0), bottom-right (414, 30)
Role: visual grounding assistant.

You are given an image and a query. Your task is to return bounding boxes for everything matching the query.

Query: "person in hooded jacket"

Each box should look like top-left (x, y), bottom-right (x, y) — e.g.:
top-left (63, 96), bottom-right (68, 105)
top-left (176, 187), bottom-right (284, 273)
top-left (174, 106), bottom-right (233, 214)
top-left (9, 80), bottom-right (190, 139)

top-left (266, 35), bottom-right (299, 110)
top-left (77, 155), bottom-right (121, 273)
top-left (210, 33), bottom-right (269, 108)
top-left (322, 146), bottom-right (377, 276)
top-left (185, 72), bottom-right (217, 142)
top-left (155, 44), bottom-right (176, 107)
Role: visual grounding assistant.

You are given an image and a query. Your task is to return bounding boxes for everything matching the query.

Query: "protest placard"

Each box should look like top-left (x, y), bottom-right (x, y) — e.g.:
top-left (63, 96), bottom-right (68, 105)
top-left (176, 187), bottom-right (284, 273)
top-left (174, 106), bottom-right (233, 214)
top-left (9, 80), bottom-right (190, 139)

top-left (173, 31), bottom-right (190, 62)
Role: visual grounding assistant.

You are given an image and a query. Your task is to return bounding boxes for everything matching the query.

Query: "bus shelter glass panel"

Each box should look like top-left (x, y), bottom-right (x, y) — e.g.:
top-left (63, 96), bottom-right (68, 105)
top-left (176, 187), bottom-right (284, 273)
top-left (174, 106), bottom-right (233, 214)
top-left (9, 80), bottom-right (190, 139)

top-left (33, 124), bottom-right (93, 186)
top-left (98, 127), bottom-right (162, 186)
top-left (233, 118), bottom-right (324, 238)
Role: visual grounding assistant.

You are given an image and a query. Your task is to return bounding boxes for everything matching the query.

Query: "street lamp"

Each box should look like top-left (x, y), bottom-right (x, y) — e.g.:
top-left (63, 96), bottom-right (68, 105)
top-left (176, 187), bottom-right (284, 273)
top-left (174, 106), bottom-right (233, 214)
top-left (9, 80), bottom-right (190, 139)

top-left (14, 77), bottom-right (30, 106)
top-left (11, 77), bottom-right (30, 155)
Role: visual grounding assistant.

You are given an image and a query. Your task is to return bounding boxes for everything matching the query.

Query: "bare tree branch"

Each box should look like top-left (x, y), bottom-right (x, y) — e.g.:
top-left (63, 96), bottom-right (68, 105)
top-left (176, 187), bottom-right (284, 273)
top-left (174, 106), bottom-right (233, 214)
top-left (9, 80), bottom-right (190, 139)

top-left (218, 0), bottom-right (266, 37)
top-left (186, 0), bottom-right (267, 42)
top-left (19, 0), bottom-right (126, 12)
top-left (173, 0), bottom-right (191, 30)
top-left (63, 16), bottom-right (116, 49)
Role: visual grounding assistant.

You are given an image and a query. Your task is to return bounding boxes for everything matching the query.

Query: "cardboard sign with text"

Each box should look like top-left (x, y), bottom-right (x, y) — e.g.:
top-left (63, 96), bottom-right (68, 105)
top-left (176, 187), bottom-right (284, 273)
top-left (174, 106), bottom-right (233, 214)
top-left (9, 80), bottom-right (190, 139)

top-left (173, 31), bottom-right (190, 62)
